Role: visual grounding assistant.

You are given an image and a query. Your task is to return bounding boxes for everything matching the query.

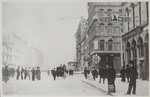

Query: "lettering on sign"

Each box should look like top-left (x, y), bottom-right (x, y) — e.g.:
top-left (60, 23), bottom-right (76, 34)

top-left (98, 15), bottom-right (131, 22)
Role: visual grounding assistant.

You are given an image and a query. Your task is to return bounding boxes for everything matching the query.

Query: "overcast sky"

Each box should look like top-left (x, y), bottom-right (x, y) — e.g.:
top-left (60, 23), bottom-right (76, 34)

top-left (2, 2), bottom-right (88, 69)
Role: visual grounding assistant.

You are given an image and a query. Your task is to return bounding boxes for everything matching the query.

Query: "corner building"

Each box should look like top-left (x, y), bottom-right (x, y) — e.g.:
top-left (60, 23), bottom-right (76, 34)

top-left (86, 2), bottom-right (122, 73)
top-left (121, 2), bottom-right (149, 80)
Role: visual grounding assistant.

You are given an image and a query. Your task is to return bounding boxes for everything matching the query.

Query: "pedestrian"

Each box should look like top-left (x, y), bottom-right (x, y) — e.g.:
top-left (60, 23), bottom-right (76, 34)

top-left (84, 67), bottom-right (88, 79)
top-left (126, 61), bottom-right (138, 95)
top-left (31, 67), bottom-right (36, 81)
top-left (92, 67), bottom-right (97, 81)
top-left (99, 67), bottom-right (106, 84)
top-left (27, 67), bottom-right (31, 80)
top-left (3, 66), bottom-right (9, 83)
top-left (21, 66), bottom-right (24, 80)
top-left (120, 66), bottom-right (126, 82)
top-left (52, 68), bottom-right (57, 81)
top-left (16, 66), bottom-right (20, 80)
top-left (36, 67), bottom-right (41, 80)
top-left (107, 65), bottom-right (116, 93)
top-left (24, 67), bottom-right (28, 80)
top-left (125, 64), bottom-right (130, 82)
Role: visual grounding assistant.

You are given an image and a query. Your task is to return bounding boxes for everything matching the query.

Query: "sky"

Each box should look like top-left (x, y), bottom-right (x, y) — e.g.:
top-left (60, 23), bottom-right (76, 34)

top-left (2, 2), bottom-right (88, 69)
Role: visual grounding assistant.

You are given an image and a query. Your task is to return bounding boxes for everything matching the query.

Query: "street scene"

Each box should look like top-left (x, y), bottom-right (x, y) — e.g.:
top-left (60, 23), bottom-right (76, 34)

top-left (2, 1), bottom-right (149, 96)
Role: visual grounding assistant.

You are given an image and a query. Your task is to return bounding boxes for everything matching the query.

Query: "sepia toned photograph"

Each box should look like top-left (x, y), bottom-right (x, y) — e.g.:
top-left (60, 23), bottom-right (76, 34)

top-left (2, 1), bottom-right (149, 96)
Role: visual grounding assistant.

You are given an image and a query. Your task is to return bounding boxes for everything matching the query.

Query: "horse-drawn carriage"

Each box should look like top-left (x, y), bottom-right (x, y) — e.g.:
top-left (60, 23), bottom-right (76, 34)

top-left (56, 67), bottom-right (65, 77)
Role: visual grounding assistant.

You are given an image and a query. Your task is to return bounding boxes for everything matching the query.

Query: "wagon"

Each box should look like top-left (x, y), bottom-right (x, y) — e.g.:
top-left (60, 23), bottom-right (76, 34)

top-left (56, 67), bottom-right (65, 77)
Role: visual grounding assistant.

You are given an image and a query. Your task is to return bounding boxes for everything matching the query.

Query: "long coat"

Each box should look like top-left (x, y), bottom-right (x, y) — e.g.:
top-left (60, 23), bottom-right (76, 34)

top-left (129, 67), bottom-right (138, 83)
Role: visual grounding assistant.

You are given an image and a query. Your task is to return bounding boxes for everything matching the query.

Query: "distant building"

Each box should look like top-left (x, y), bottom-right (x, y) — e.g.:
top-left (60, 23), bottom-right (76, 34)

top-left (75, 17), bottom-right (87, 71)
top-left (2, 32), bottom-right (27, 68)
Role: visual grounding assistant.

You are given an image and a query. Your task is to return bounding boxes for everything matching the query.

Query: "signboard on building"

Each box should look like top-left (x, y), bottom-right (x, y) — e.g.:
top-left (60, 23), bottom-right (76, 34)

top-left (98, 15), bottom-right (131, 22)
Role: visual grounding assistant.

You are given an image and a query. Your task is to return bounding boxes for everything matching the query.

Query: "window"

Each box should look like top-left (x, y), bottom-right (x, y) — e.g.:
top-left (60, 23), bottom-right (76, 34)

top-left (107, 23), bottom-right (113, 35)
top-left (108, 40), bottom-right (113, 50)
top-left (108, 29), bottom-right (112, 35)
top-left (99, 8), bottom-right (104, 16)
top-left (99, 23), bottom-right (104, 35)
top-left (99, 40), bottom-right (105, 50)
top-left (126, 42), bottom-right (131, 62)
top-left (138, 37), bottom-right (144, 57)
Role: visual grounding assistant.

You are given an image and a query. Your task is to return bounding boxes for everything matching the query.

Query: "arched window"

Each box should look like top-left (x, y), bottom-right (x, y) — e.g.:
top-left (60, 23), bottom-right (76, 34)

top-left (99, 40), bottom-right (105, 50)
top-left (138, 37), bottom-right (144, 57)
top-left (131, 40), bottom-right (137, 66)
top-left (108, 40), bottom-right (113, 50)
top-left (126, 42), bottom-right (131, 62)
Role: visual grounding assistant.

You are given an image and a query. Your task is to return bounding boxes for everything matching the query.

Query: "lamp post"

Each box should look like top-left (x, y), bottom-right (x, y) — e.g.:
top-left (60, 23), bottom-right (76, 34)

top-left (92, 54), bottom-right (101, 68)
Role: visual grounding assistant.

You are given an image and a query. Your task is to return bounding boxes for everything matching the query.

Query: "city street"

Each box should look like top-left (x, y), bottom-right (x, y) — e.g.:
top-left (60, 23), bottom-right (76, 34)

top-left (3, 73), bottom-right (110, 96)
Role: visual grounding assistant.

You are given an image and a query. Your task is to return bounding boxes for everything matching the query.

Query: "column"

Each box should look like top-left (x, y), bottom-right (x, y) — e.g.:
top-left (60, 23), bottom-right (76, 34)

top-left (136, 46), bottom-right (140, 78)
top-left (143, 43), bottom-right (148, 80)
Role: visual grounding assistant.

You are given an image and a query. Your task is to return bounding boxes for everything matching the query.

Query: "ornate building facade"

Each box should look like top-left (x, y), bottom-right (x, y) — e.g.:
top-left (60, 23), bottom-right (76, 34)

top-left (86, 2), bottom-right (122, 73)
top-left (2, 32), bottom-right (27, 68)
top-left (121, 2), bottom-right (149, 80)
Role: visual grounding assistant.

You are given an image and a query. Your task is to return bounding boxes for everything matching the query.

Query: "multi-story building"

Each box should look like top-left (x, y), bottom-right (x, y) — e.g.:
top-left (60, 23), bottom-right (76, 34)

top-left (2, 32), bottom-right (27, 68)
top-left (86, 2), bottom-right (122, 73)
top-left (121, 2), bottom-right (149, 80)
top-left (75, 18), bottom-right (87, 71)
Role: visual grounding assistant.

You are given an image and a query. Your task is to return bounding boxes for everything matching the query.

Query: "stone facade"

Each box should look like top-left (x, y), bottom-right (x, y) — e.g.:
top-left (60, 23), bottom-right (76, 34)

top-left (121, 2), bottom-right (149, 80)
top-left (86, 2), bottom-right (122, 73)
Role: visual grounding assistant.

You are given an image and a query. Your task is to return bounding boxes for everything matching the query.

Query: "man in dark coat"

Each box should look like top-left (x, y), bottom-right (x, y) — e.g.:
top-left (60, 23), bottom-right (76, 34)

top-left (84, 67), bottom-right (88, 79)
top-left (3, 66), bottom-right (9, 83)
top-left (126, 62), bottom-right (138, 95)
top-left (99, 67), bottom-right (106, 84)
top-left (24, 67), bottom-right (28, 80)
top-left (92, 67), bottom-right (97, 81)
top-left (120, 66), bottom-right (126, 82)
top-left (21, 66), bottom-right (24, 80)
top-left (16, 66), bottom-right (20, 80)
top-left (31, 67), bottom-right (36, 81)
top-left (52, 68), bottom-right (56, 81)
top-left (36, 67), bottom-right (41, 80)
top-left (107, 65), bottom-right (116, 93)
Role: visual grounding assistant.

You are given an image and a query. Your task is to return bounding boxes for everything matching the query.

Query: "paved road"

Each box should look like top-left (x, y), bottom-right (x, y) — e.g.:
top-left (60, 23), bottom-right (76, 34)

top-left (3, 73), bottom-right (110, 96)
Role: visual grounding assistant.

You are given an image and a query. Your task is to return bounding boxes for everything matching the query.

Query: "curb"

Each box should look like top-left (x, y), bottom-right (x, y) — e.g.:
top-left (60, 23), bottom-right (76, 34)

top-left (82, 80), bottom-right (114, 96)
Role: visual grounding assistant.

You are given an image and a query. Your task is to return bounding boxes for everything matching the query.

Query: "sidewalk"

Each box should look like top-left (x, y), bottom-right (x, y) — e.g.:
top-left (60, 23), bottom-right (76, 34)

top-left (82, 75), bottom-right (149, 96)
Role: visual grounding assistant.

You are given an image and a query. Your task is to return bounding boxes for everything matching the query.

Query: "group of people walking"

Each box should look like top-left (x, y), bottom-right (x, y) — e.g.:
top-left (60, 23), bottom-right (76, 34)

top-left (16, 66), bottom-right (41, 81)
top-left (84, 60), bottom-right (138, 95)
top-left (2, 66), bottom-right (41, 83)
